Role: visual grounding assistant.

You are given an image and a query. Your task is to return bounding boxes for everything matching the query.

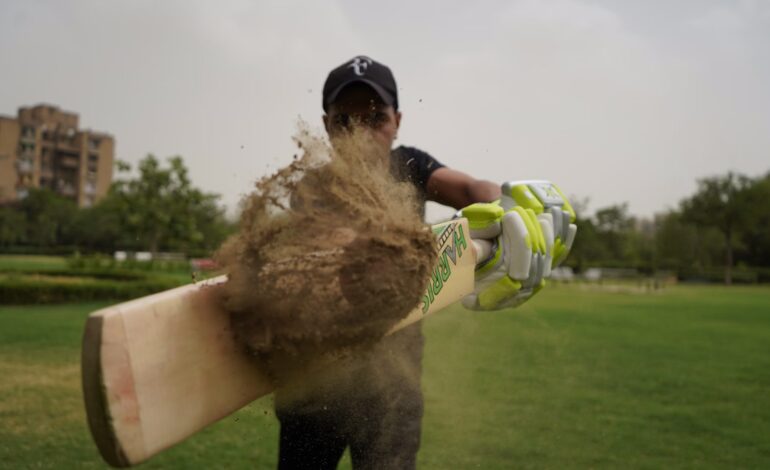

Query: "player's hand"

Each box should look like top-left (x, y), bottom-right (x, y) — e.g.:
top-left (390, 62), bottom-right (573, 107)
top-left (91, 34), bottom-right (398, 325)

top-left (500, 180), bottom-right (577, 269)
top-left (461, 180), bottom-right (576, 311)
top-left (461, 199), bottom-right (550, 311)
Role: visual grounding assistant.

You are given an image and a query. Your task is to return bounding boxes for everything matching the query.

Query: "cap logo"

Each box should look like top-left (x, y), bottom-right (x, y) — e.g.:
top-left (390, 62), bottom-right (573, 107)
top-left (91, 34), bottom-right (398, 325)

top-left (347, 56), bottom-right (373, 76)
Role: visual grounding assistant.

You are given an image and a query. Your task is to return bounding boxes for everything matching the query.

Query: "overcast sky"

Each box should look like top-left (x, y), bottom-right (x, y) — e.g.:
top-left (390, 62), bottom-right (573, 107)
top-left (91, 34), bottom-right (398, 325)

top-left (2, 0), bottom-right (769, 221)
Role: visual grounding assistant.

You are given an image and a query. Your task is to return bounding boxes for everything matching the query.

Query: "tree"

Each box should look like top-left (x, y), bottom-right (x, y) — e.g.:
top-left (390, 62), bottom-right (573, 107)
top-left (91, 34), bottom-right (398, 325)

top-left (680, 172), bottom-right (752, 284)
top-left (652, 210), bottom-right (723, 274)
top-left (567, 216), bottom-right (605, 271)
top-left (106, 155), bottom-right (232, 253)
top-left (566, 201), bottom-right (648, 270)
top-left (594, 203), bottom-right (637, 266)
top-left (71, 195), bottom-right (130, 252)
top-left (739, 172), bottom-right (770, 267)
top-left (563, 198), bottom-right (604, 271)
top-left (0, 207), bottom-right (26, 246)
top-left (17, 189), bottom-right (78, 247)
top-left (654, 211), bottom-right (697, 270)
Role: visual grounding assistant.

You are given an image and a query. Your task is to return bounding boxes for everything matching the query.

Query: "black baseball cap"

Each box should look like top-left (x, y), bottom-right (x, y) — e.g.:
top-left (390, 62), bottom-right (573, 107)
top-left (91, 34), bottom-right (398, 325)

top-left (322, 56), bottom-right (398, 112)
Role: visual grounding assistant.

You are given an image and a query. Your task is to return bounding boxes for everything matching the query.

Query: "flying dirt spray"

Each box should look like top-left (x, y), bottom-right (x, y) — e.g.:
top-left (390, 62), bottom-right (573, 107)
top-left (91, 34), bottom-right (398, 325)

top-left (215, 124), bottom-right (437, 385)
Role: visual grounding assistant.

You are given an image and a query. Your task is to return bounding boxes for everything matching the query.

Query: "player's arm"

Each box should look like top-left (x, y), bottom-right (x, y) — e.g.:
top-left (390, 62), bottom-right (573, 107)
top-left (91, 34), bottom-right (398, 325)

top-left (426, 167), bottom-right (501, 209)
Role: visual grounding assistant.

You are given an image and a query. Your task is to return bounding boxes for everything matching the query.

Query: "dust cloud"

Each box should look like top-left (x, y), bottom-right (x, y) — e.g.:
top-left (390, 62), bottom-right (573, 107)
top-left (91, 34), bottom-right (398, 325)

top-left (215, 123), bottom-right (436, 382)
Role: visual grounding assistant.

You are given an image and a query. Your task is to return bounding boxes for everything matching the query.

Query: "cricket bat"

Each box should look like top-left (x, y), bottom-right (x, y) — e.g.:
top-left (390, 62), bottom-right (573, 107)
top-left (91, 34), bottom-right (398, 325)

top-left (81, 218), bottom-right (485, 467)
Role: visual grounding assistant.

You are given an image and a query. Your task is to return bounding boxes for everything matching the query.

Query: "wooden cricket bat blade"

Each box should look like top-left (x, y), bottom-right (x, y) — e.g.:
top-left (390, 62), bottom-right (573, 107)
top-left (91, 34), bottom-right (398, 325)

top-left (81, 218), bottom-right (476, 467)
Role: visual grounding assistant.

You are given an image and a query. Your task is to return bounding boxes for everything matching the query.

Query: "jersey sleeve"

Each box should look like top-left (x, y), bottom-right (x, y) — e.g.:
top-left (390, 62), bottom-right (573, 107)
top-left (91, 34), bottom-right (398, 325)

top-left (392, 146), bottom-right (445, 191)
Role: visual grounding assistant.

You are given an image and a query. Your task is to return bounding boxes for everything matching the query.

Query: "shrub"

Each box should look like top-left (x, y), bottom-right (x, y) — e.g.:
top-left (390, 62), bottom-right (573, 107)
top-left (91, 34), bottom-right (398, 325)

top-left (66, 255), bottom-right (191, 273)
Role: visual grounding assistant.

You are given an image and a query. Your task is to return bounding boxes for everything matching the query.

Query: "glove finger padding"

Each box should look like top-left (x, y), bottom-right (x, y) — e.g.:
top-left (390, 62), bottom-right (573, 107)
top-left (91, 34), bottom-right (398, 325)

top-left (462, 206), bottom-right (548, 311)
top-left (461, 203), bottom-right (521, 310)
top-left (502, 180), bottom-right (576, 270)
top-left (553, 222), bottom-right (577, 267)
top-left (462, 202), bottom-right (503, 240)
top-left (501, 208), bottom-right (532, 280)
top-left (537, 212), bottom-right (554, 277)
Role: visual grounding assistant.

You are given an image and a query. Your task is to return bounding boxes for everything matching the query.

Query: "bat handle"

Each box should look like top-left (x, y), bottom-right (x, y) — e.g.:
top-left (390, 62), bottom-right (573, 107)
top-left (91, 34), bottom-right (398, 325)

top-left (471, 239), bottom-right (493, 263)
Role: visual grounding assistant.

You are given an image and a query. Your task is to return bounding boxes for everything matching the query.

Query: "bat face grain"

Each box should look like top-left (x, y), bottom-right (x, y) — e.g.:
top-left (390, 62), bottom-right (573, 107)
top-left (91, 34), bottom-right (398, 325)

top-left (81, 218), bottom-right (475, 467)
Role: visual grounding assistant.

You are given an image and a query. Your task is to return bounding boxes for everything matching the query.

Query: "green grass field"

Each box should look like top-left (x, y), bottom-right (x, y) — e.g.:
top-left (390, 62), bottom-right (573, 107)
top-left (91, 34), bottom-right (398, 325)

top-left (1, 284), bottom-right (769, 469)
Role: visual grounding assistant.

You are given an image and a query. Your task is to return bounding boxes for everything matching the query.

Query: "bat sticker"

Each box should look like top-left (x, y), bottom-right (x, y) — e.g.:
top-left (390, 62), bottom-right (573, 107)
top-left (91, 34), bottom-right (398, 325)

top-left (421, 221), bottom-right (468, 313)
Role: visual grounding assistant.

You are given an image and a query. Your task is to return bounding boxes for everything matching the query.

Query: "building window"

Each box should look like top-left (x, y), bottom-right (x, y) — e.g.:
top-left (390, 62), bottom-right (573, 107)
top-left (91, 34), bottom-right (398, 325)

top-left (87, 155), bottom-right (98, 172)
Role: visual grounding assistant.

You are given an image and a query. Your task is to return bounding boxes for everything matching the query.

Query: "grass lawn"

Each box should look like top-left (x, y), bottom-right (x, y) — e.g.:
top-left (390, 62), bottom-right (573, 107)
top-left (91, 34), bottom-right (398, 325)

top-left (1, 284), bottom-right (769, 468)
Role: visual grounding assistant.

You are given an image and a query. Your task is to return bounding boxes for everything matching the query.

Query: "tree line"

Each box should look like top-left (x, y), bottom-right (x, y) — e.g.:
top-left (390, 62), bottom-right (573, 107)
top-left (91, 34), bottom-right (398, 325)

top-left (568, 171), bottom-right (770, 284)
top-left (0, 155), bottom-right (235, 257)
top-left (1, 156), bottom-right (768, 283)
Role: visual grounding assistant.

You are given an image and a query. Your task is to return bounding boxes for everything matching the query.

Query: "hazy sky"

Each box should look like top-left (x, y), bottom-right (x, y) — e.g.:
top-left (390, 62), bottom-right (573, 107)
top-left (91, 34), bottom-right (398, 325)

top-left (2, 0), bottom-right (769, 221)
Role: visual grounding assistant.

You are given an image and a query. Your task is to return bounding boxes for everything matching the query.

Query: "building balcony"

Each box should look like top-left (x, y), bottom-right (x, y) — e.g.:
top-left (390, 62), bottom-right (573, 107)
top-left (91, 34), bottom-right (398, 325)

top-left (59, 156), bottom-right (80, 168)
top-left (56, 141), bottom-right (80, 152)
top-left (16, 160), bottom-right (34, 174)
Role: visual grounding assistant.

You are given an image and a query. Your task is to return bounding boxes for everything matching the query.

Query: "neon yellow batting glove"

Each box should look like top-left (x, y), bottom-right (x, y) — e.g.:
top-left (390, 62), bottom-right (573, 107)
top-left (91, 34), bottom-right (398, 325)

top-left (460, 199), bottom-right (551, 311)
top-left (500, 180), bottom-right (577, 271)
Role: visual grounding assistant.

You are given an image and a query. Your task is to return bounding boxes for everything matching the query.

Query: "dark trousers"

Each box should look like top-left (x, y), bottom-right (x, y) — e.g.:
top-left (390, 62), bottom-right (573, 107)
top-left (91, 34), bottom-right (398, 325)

top-left (275, 325), bottom-right (424, 470)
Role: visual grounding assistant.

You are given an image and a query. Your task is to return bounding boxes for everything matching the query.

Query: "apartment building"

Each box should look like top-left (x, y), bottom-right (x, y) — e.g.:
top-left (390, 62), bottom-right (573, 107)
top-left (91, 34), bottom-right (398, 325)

top-left (0, 104), bottom-right (114, 207)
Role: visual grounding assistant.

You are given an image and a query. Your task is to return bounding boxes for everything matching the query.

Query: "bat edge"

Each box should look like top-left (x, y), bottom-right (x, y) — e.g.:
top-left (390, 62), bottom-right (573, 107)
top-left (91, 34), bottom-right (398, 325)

top-left (81, 309), bottom-right (132, 467)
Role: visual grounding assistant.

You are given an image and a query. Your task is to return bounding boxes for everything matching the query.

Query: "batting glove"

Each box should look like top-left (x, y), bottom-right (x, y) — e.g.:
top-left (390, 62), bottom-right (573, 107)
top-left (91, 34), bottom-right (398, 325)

top-left (461, 200), bottom-right (550, 310)
top-left (461, 181), bottom-right (577, 311)
top-left (500, 180), bottom-right (577, 270)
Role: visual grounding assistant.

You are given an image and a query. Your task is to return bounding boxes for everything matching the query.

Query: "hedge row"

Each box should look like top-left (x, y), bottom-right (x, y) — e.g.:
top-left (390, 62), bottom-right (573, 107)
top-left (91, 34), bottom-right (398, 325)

top-left (0, 267), bottom-right (162, 282)
top-left (0, 245), bottom-right (84, 255)
top-left (676, 267), bottom-right (770, 284)
top-left (66, 257), bottom-right (193, 273)
top-left (0, 278), bottom-right (184, 304)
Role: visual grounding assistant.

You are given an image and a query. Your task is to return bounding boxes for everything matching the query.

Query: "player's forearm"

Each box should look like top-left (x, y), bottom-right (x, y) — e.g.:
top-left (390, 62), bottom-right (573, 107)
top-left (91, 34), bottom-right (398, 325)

top-left (443, 179), bottom-right (500, 209)
top-left (467, 179), bottom-right (501, 204)
top-left (426, 168), bottom-right (501, 209)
